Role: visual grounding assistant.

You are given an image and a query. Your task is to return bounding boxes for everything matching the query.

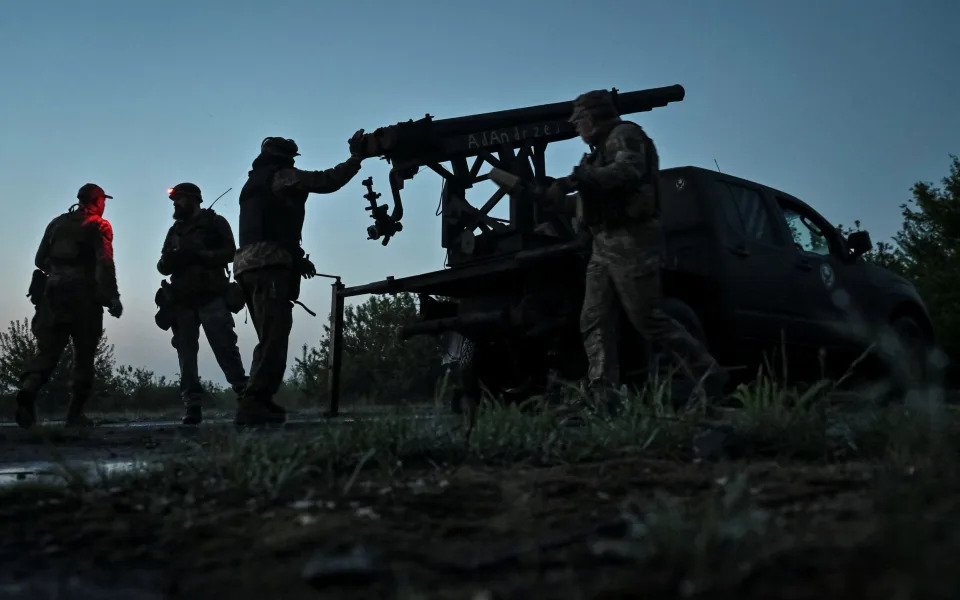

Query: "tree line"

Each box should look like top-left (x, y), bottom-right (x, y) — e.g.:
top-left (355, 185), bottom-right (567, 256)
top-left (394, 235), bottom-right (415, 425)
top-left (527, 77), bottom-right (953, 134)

top-left (0, 294), bottom-right (446, 415)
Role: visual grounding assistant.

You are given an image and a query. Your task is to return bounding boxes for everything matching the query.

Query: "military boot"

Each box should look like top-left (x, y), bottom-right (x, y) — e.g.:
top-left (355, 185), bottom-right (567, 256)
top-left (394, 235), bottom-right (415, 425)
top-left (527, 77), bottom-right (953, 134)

top-left (703, 366), bottom-right (730, 402)
top-left (14, 388), bottom-right (38, 429)
top-left (182, 405), bottom-right (202, 425)
top-left (234, 396), bottom-right (286, 427)
top-left (555, 379), bottom-right (599, 427)
top-left (65, 391), bottom-right (94, 427)
top-left (264, 398), bottom-right (287, 417)
top-left (678, 365), bottom-right (730, 413)
top-left (587, 377), bottom-right (622, 412)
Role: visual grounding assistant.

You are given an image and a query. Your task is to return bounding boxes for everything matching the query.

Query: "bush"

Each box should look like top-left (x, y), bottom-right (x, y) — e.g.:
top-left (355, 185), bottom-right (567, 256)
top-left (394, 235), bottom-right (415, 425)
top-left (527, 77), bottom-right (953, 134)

top-left (0, 292), bottom-right (447, 417)
top-left (0, 317), bottom-right (195, 416)
top-left (290, 292), bottom-right (444, 406)
top-left (841, 155), bottom-right (960, 377)
top-left (0, 317), bottom-right (117, 413)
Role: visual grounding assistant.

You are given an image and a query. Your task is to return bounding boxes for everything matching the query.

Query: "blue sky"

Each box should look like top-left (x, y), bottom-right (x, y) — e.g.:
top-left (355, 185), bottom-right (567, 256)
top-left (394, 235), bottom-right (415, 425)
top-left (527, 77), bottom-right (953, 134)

top-left (1, 0), bottom-right (957, 388)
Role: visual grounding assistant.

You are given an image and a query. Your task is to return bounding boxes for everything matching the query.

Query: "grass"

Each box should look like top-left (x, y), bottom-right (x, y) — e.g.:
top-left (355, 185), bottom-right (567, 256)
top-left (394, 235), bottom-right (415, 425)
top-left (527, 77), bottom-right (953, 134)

top-left (3, 306), bottom-right (958, 597)
top-left (3, 359), bottom-right (959, 599)
top-left (8, 364), bottom-right (955, 501)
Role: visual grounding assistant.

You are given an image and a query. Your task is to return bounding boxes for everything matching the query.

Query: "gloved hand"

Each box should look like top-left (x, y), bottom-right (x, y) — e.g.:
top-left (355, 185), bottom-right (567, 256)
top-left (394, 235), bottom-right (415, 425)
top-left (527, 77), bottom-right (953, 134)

top-left (570, 165), bottom-right (590, 188)
top-left (298, 256), bottom-right (317, 279)
top-left (544, 176), bottom-right (576, 206)
top-left (571, 165), bottom-right (604, 199)
top-left (107, 297), bottom-right (123, 318)
top-left (348, 129), bottom-right (367, 159)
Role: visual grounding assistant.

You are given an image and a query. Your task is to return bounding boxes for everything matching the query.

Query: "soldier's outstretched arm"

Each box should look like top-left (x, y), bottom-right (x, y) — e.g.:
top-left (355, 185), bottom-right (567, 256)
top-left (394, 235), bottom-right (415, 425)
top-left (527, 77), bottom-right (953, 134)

top-left (572, 125), bottom-right (651, 193)
top-left (274, 155), bottom-right (363, 196)
top-left (272, 129), bottom-right (369, 196)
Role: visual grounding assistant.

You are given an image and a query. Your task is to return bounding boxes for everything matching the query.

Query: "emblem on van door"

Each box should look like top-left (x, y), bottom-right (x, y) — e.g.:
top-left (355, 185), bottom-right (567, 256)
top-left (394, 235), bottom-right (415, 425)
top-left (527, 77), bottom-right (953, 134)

top-left (820, 263), bottom-right (836, 289)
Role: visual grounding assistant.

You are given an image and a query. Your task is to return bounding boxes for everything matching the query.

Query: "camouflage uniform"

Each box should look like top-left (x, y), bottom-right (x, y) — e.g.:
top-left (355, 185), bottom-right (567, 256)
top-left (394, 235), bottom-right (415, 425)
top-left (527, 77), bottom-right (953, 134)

top-left (233, 133), bottom-right (368, 425)
top-left (158, 183), bottom-right (248, 424)
top-left (15, 184), bottom-right (123, 428)
top-left (559, 91), bottom-right (723, 401)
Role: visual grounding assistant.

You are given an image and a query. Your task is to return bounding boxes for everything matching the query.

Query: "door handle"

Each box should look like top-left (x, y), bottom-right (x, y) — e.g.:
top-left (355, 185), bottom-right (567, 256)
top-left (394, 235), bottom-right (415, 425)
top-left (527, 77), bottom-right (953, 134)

top-left (795, 259), bottom-right (813, 271)
top-left (728, 244), bottom-right (750, 257)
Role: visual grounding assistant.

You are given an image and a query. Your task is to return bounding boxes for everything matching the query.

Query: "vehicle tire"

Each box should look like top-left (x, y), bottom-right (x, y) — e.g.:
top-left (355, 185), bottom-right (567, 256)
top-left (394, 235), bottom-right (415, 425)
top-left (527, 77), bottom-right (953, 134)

top-left (646, 297), bottom-right (709, 383)
top-left (887, 315), bottom-right (933, 391)
top-left (661, 297), bottom-right (708, 345)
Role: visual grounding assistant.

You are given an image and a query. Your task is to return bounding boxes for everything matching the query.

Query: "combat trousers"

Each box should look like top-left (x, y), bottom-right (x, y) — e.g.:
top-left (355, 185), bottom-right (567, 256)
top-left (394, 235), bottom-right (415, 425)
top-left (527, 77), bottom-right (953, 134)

top-left (20, 291), bottom-right (103, 417)
top-left (171, 295), bottom-right (248, 408)
top-left (580, 228), bottom-right (717, 389)
top-left (236, 265), bottom-right (295, 405)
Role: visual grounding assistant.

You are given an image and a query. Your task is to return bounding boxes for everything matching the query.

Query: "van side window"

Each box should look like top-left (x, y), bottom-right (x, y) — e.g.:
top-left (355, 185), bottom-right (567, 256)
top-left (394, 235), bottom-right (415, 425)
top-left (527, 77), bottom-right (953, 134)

top-left (716, 182), bottom-right (780, 245)
top-left (780, 204), bottom-right (832, 255)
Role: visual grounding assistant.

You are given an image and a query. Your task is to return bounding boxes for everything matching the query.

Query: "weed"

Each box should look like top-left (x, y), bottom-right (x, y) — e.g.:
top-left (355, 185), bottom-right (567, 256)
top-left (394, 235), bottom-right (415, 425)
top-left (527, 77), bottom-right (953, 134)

top-left (725, 364), bottom-right (835, 458)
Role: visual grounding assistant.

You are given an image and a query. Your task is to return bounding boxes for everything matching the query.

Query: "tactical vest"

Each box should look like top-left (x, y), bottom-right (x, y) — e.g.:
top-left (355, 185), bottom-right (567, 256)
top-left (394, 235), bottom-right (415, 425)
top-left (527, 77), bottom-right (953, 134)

top-left (169, 209), bottom-right (226, 255)
top-left (238, 165), bottom-right (308, 259)
top-left (164, 208), bottom-right (233, 306)
top-left (580, 121), bottom-right (661, 231)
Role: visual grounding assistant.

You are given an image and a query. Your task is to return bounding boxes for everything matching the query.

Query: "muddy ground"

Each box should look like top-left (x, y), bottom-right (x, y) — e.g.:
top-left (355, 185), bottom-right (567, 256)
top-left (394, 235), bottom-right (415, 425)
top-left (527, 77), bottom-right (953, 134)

top-left (1, 419), bottom-right (957, 600)
top-left (0, 409), bottom-right (437, 483)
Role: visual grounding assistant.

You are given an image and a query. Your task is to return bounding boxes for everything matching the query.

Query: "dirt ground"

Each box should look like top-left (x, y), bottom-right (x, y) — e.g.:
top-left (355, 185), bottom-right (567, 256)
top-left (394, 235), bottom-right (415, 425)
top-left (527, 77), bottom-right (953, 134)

top-left (2, 421), bottom-right (956, 600)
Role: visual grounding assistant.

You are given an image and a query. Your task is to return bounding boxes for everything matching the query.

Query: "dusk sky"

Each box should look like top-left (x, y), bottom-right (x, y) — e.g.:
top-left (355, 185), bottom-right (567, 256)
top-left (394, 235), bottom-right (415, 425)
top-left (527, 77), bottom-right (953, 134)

top-left (1, 0), bottom-right (957, 388)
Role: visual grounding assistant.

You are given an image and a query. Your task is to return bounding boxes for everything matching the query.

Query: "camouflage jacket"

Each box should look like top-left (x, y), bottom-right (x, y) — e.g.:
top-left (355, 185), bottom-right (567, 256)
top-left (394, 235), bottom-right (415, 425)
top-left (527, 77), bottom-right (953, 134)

top-left (34, 206), bottom-right (119, 304)
top-left (234, 157), bottom-right (362, 276)
top-left (158, 208), bottom-right (236, 305)
top-left (561, 119), bottom-right (662, 243)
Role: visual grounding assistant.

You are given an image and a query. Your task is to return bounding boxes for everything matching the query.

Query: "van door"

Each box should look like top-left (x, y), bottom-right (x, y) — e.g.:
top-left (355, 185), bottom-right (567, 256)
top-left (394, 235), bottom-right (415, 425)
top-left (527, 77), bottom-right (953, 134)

top-left (708, 176), bottom-right (807, 348)
top-left (771, 196), bottom-right (859, 350)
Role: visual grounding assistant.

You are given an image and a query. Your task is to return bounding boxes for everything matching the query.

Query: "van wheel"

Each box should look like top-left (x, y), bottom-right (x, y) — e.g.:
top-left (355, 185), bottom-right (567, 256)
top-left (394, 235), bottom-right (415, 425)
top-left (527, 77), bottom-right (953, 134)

top-left (648, 297), bottom-right (709, 379)
top-left (887, 315), bottom-right (932, 390)
top-left (661, 297), bottom-right (707, 345)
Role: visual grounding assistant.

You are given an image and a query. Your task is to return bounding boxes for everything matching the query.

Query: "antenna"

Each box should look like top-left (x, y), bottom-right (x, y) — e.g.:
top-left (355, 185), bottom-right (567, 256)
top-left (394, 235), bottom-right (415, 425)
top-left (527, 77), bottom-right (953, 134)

top-left (713, 159), bottom-right (722, 173)
top-left (209, 187), bottom-right (232, 209)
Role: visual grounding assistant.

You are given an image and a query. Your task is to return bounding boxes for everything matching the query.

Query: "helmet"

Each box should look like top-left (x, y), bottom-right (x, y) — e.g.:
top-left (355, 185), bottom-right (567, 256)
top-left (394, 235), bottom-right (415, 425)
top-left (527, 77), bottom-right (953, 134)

top-left (261, 137), bottom-right (300, 158)
top-left (569, 89), bottom-right (619, 123)
top-left (77, 183), bottom-right (113, 203)
top-left (168, 182), bottom-right (203, 202)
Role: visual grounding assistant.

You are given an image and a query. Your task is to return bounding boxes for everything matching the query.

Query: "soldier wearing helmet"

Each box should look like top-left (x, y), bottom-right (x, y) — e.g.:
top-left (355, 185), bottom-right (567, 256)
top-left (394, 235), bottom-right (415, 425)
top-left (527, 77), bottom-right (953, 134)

top-left (156, 182), bottom-right (248, 424)
top-left (14, 183), bottom-right (123, 429)
top-left (232, 129), bottom-right (370, 425)
top-left (545, 90), bottom-right (727, 407)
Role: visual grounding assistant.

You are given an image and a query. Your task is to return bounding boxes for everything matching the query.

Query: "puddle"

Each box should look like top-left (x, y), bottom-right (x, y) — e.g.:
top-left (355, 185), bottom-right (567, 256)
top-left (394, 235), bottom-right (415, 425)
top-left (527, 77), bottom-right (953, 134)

top-left (0, 412), bottom-right (440, 429)
top-left (0, 459), bottom-right (154, 488)
top-left (0, 567), bottom-right (169, 599)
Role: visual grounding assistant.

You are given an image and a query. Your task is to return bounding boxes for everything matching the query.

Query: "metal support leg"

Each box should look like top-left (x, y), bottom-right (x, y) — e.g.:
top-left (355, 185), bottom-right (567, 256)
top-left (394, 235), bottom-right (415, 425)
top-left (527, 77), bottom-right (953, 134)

top-left (327, 278), bottom-right (345, 417)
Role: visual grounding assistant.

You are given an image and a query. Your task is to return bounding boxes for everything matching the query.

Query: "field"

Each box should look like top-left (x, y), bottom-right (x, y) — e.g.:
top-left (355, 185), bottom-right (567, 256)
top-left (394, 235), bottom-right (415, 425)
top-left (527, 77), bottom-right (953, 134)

top-left (1, 373), bottom-right (959, 600)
